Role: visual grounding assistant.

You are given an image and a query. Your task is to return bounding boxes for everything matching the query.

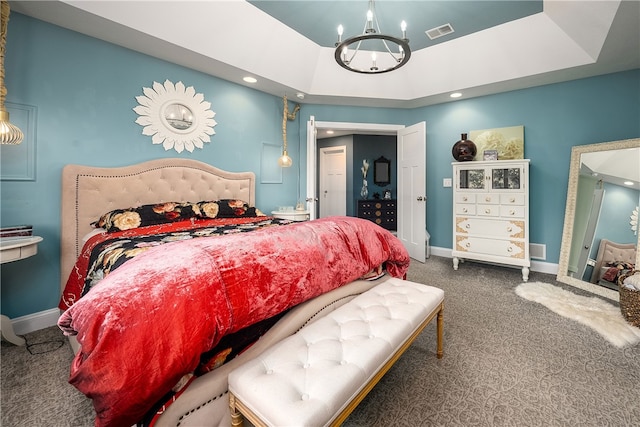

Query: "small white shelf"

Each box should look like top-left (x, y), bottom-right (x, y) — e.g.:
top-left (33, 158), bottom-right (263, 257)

top-left (271, 210), bottom-right (310, 222)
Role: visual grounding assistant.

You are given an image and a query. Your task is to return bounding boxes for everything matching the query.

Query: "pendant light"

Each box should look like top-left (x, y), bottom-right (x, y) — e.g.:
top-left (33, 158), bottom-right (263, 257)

top-left (0, 0), bottom-right (23, 145)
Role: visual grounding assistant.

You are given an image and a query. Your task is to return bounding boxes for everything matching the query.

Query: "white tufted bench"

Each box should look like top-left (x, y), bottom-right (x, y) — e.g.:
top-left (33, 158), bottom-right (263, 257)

top-left (228, 277), bottom-right (444, 427)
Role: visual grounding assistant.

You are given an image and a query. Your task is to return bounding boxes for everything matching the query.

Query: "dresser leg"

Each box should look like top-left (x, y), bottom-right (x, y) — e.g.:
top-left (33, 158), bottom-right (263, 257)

top-left (521, 267), bottom-right (530, 282)
top-left (452, 257), bottom-right (459, 271)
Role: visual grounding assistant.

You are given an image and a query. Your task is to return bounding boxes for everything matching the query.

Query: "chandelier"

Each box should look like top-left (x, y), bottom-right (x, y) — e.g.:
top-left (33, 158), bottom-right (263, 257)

top-left (334, 0), bottom-right (410, 74)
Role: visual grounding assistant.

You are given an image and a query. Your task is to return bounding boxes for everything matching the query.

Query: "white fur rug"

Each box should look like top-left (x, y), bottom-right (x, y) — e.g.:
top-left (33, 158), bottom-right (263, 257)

top-left (515, 282), bottom-right (640, 348)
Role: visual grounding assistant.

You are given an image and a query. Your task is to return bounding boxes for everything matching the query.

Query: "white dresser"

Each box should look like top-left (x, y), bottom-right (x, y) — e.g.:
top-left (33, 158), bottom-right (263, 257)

top-left (452, 160), bottom-right (530, 281)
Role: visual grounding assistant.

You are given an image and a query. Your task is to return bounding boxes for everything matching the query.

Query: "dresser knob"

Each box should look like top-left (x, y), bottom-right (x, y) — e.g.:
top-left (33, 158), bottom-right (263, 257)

top-left (462, 196), bottom-right (468, 201)
top-left (510, 210), bottom-right (515, 215)
top-left (507, 227), bottom-right (513, 232)
top-left (485, 209), bottom-right (490, 214)
top-left (485, 197), bottom-right (491, 202)
top-left (507, 247), bottom-right (513, 253)
top-left (510, 197), bottom-right (515, 203)
top-left (465, 224), bottom-right (470, 229)
top-left (462, 208), bottom-right (467, 213)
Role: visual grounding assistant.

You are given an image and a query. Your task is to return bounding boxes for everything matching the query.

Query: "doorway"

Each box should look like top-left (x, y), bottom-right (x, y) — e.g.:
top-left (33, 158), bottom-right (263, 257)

top-left (319, 146), bottom-right (347, 217)
top-left (307, 118), bottom-right (427, 262)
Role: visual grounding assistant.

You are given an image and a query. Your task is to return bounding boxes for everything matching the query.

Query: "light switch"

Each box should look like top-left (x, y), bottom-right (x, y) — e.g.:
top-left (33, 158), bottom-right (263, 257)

top-left (443, 178), bottom-right (452, 188)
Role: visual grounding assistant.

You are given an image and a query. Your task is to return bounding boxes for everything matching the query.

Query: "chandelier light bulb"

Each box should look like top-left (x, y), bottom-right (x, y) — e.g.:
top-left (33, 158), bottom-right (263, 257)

top-left (337, 24), bottom-right (344, 44)
top-left (401, 20), bottom-right (407, 39)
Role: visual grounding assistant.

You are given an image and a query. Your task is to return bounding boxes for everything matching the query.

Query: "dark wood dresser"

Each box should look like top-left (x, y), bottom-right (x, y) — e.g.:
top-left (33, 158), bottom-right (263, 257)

top-left (357, 199), bottom-right (397, 230)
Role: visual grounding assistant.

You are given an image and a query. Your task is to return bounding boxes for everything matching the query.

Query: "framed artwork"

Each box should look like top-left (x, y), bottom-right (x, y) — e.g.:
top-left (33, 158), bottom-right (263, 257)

top-left (469, 125), bottom-right (524, 161)
top-left (483, 150), bottom-right (498, 160)
top-left (1, 103), bottom-right (37, 181)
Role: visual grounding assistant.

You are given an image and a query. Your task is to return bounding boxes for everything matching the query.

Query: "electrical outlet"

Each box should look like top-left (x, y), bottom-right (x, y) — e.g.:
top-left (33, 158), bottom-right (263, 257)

top-left (443, 178), bottom-right (452, 188)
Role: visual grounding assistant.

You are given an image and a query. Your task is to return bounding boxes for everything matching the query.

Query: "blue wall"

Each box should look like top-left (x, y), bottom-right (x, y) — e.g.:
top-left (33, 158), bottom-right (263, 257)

top-left (1, 13), bottom-right (639, 319)
top-left (353, 135), bottom-right (397, 212)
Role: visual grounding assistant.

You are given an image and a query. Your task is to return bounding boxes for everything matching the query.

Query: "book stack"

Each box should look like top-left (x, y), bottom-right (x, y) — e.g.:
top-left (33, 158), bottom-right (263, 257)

top-left (0, 225), bottom-right (33, 239)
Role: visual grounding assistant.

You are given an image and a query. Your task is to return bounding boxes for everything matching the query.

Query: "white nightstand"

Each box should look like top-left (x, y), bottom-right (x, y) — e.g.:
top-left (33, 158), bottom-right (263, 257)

top-left (271, 210), bottom-right (310, 222)
top-left (1, 236), bottom-right (43, 345)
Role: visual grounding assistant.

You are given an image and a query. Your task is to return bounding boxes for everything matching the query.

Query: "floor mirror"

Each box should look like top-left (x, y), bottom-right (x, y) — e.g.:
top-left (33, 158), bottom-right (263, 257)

top-left (557, 138), bottom-right (640, 301)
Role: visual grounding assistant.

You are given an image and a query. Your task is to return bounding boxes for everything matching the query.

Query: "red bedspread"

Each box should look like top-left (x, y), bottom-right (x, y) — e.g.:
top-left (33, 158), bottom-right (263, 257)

top-left (58, 216), bottom-right (409, 427)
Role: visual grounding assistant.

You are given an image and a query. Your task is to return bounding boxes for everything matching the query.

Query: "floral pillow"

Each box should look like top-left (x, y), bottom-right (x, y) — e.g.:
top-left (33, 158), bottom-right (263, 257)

top-left (92, 202), bottom-right (198, 232)
top-left (602, 261), bottom-right (635, 283)
top-left (93, 200), bottom-right (265, 232)
top-left (193, 199), bottom-right (265, 219)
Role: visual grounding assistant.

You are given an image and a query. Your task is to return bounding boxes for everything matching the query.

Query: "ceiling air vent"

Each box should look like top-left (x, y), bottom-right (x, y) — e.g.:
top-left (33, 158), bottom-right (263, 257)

top-left (425, 23), bottom-right (454, 40)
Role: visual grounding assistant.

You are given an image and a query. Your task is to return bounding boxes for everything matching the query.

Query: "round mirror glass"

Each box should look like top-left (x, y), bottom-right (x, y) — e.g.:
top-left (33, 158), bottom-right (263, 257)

top-left (164, 103), bottom-right (194, 130)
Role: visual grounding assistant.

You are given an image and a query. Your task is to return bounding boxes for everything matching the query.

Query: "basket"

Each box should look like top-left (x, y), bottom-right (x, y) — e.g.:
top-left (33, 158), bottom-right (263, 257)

top-left (618, 271), bottom-right (640, 327)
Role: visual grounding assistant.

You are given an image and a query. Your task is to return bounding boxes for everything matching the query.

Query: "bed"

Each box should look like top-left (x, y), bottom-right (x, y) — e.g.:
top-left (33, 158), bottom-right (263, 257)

top-left (58, 158), bottom-right (410, 427)
top-left (589, 238), bottom-right (637, 290)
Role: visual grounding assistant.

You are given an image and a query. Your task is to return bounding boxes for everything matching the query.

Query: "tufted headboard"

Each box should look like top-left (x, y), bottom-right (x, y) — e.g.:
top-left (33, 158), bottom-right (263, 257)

top-left (590, 238), bottom-right (637, 283)
top-left (60, 158), bottom-right (256, 294)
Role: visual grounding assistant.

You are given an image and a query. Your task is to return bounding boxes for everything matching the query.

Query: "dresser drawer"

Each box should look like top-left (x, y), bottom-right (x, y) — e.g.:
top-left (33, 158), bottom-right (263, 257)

top-left (478, 193), bottom-right (499, 204)
top-left (455, 193), bottom-right (476, 204)
top-left (500, 205), bottom-right (525, 218)
top-left (455, 204), bottom-right (476, 215)
top-left (476, 204), bottom-right (500, 217)
top-left (454, 235), bottom-right (527, 259)
top-left (500, 193), bottom-right (525, 205)
top-left (455, 217), bottom-right (525, 239)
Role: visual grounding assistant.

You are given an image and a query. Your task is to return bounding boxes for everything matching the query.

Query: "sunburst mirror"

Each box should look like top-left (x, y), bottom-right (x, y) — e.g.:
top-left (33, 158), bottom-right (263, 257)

top-left (133, 80), bottom-right (216, 153)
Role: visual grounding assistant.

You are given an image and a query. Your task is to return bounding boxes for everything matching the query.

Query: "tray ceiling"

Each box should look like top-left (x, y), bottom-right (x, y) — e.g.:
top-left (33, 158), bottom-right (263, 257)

top-left (10, 0), bottom-right (640, 108)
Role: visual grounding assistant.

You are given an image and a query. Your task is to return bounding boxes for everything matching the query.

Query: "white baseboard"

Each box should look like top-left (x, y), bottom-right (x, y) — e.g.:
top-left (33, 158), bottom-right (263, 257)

top-left (12, 308), bottom-right (60, 336)
top-left (429, 246), bottom-right (558, 276)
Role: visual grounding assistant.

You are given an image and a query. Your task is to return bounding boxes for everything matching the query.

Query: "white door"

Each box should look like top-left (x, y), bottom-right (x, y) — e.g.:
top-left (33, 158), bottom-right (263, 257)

top-left (576, 187), bottom-right (604, 279)
top-left (306, 117), bottom-right (318, 219)
top-left (398, 122), bottom-right (427, 262)
top-left (319, 146), bottom-right (347, 217)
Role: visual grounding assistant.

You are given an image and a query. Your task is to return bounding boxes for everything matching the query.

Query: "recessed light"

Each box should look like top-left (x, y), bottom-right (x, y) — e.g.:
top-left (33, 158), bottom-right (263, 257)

top-left (243, 77), bottom-right (257, 83)
top-left (296, 92), bottom-right (305, 100)
top-left (450, 92), bottom-right (462, 98)
top-left (624, 181), bottom-right (634, 186)
top-left (326, 130), bottom-right (334, 135)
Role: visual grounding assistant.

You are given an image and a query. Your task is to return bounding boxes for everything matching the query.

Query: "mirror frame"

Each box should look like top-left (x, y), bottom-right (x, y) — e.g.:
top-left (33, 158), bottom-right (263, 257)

top-left (557, 137), bottom-right (640, 300)
top-left (133, 80), bottom-right (217, 153)
top-left (373, 156), bottom-right (391, 186)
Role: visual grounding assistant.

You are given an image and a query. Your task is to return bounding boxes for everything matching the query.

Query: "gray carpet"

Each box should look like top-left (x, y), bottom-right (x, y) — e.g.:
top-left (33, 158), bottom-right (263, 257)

top-left (2, 256), bottom-right (639, 427)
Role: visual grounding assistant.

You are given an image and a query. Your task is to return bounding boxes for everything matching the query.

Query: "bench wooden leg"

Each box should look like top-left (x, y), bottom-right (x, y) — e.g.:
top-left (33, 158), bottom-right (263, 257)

top-left (229, 393), bottom-right (244, 427)
top-left (436, 302), bottom-right (444, 359)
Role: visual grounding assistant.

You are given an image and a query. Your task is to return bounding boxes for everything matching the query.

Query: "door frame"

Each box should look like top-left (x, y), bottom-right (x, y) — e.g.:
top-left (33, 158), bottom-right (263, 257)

top-left (306, 118), bottom-right (404, 220)
top-left (307, 118), bottom-right (426, 261)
